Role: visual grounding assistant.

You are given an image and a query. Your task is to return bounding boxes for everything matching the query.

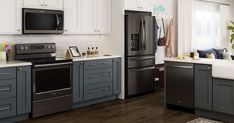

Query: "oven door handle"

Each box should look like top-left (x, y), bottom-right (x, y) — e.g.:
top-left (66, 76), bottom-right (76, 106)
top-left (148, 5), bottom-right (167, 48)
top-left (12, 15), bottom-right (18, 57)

top-left (34, 62), bottom-right (72, 68)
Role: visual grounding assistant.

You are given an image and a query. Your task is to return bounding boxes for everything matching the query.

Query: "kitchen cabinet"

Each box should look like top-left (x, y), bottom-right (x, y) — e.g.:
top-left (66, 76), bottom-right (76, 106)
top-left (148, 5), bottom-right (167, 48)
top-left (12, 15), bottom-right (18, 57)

top-left (195, 65), bottom-right (212, 111)
top-left (64, 0), bottom-right (82, 34)
top-left (124, 0), bottom-right (151, 12)
top-left (73, 62), bottom-right (84, 103)
top-left (113, 58), bottom-right (121, 94)
top-left (0, 66), bottom-right (31, 121)
top-left (81, 0), bottom-right (111, 34)
top-left (213, 79), bottom-right (234, 115)
top-left (73, 58), bottom-right (121, 106)
top-left (17, 66), bottom-right (31, 115)
top-left (0, 0), bottom-right (22, 34)
top-left (23, 0), bottom-right (63, 10)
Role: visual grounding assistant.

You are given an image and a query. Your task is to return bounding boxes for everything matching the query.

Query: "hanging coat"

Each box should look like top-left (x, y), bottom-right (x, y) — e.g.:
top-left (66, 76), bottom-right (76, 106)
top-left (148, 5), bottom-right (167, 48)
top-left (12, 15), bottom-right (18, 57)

top-left (165, 18), bottom-right (175, 57)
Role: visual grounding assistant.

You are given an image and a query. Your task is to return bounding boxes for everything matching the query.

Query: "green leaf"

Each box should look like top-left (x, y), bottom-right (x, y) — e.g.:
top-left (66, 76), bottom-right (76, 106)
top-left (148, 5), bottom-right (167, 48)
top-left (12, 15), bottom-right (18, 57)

top-left (232, 44), bottom-right (234, 50)
top-left (228, 26), bottom-right (234, 30)
top-left (230, 21), bottom-right (234, 26)
top-left (230, 35), bottom-right (234, 43)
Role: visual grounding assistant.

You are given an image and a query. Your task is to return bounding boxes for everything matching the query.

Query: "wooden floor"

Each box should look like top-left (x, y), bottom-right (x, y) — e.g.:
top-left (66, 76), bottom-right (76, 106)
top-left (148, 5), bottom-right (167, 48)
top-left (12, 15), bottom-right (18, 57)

top-left (20, 91), bottom-right (198, 123)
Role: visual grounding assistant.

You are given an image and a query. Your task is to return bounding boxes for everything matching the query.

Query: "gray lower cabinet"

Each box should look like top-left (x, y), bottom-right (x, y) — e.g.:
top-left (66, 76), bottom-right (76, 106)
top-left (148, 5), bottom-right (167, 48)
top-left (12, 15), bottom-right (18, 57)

top-left (0, 66), bottom-right (31, 121)
top-left (73, 62), bottom-right (84, 103)
top-left (195, 64), bottom-right (212, 111)
top-left (73, 58), bottom-right (121, 105)
top-left (113, 58), bottom-right (121, 94)
top-left (17, 66), bottom-right (31, 115)
top-left (213, 79), bottom-right (234, 115)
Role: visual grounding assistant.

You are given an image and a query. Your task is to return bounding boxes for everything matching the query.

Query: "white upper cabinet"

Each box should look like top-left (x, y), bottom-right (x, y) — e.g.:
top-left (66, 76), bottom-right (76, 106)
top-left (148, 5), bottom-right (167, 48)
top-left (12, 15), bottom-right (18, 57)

top-left (64, 0), bottom-right (82, 34)
top-left (23, 0), bottom-right (63, 10)
top-left (96, 0), bottom-right (111, 34)
top-left (82, 0), bottom-right (111, 34)
top-left (23, 0), bottom-right (43, 8)
top-left (0, 0), bottom-right (22, 34)
top-left (124, 0), bottom-right (151, 12)
top-left (81, 0), bottom-right (96, 33)
top-left (43, 0), bottom-right (63, 10)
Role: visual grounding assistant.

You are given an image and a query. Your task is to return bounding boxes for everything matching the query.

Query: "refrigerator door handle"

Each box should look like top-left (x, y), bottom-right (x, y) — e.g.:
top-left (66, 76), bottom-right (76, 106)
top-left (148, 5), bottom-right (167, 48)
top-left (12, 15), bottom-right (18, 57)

top-left (140, 18), bottom-right (144, 50)
top-left (143, 18), bottom-right (146, 50)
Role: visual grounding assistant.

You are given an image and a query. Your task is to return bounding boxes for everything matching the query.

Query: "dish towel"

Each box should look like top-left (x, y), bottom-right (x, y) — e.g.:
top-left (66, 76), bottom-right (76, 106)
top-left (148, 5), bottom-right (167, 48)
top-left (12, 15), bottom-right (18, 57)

top-left (165, 18), bottom-right (175, 57)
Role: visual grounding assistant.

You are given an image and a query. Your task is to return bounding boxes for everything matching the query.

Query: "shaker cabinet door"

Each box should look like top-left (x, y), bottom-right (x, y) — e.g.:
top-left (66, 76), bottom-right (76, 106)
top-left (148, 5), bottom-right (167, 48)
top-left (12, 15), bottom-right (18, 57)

top-left (0, 0), bottom-right (22, 34)
top-left (64, 0), bottom-right (82, 34)
top-left (113, 58), bottom-right (121, 95)
top-left (73, 62), bottom-right (84, 103)
top-left (17, 66), bottom-right (31, 115)
top-left (213, 79), bottom-right (234, 115)
top-left (195, 65), bottom-right (212, 111)
top-left (96, 0), bottom-right (111, 34)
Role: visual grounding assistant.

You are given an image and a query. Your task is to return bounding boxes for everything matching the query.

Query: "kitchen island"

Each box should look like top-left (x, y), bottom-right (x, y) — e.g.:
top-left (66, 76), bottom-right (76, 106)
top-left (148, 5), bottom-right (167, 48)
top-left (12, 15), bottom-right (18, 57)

top-left (164, 58), bottom-right (234, 122)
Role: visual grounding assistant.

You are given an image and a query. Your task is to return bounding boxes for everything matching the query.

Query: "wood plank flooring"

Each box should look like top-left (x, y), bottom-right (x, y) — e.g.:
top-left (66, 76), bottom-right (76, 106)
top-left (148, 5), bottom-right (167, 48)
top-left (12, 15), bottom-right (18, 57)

top-left (20, 91), bottom-right (198, 123)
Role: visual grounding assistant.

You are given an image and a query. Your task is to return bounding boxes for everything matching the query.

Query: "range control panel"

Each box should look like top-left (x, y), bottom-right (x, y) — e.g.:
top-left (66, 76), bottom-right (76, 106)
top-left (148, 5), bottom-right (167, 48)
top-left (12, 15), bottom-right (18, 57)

top-left (15, 43), bottom-right (56, 55)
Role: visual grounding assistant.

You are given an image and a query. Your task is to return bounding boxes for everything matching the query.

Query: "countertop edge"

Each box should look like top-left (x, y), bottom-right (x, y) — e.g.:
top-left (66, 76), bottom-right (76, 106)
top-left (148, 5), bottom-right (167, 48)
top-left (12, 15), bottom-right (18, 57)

top-left (72, 56), bottom-right (122, 62)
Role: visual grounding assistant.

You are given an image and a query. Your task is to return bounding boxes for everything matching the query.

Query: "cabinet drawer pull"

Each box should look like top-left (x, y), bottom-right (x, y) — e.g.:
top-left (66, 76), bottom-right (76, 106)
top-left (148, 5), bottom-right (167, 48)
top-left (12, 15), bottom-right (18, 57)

top-left (0, 73), bottom-right (12, 76)
top-left (40, 4), bottom-right (44, 6)
top-left (0, 87), bottom-right (10, 92)
top-left (0, 106), bottom-right (10, 111)
top-left (137, 6), bottom-right (143, 9)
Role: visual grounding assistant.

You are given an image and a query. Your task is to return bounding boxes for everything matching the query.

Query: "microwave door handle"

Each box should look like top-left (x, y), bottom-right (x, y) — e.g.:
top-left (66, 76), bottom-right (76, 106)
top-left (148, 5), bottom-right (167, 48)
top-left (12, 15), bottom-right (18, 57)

top-left (56, 15), bottom-right (60, 27)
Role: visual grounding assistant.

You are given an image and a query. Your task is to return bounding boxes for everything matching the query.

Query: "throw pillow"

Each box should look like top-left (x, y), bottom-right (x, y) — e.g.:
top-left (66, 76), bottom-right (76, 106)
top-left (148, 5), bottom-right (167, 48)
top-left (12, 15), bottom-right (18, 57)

top-left (222, 52), bottom-right (232, 60)
top-left (206, 53), bottom-right (216, 59)
top-left (213, 48), bottom-right (228, 59)
top-left (197, 49), bottom-right (217, 58)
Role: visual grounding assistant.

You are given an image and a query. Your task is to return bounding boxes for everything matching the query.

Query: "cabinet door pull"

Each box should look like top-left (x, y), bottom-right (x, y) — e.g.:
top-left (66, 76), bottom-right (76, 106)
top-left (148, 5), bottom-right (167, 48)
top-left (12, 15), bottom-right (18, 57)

top-left (0, 73), bottom-right (12, 76)
top-left (0, 87), bottom-right (10, 92)
top-left (0, 106), bottom-right (10, 111)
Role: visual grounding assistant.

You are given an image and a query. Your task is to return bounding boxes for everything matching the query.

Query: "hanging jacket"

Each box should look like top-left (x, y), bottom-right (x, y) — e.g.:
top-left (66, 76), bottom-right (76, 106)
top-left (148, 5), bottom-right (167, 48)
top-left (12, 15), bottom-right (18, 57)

top-left (165, 18), bottom-right (175, 57)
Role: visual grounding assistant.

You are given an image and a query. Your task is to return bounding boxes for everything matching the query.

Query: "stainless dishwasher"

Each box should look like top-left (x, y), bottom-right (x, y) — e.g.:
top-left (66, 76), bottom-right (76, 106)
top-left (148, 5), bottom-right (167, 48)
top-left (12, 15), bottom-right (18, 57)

top-left (165, 62), bottom-right (194, 109)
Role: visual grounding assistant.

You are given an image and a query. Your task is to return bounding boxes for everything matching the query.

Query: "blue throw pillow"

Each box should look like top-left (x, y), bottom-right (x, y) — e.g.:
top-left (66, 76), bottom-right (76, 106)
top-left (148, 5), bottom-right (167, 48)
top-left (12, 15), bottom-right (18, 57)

top-left (197, 49), bottom-right (217, 58)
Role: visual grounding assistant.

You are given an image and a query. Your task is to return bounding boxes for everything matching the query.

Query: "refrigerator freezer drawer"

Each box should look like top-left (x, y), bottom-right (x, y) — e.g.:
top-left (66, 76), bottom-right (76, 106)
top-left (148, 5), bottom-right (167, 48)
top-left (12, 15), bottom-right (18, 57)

top-left (127, 66), bottom-right (155, 96)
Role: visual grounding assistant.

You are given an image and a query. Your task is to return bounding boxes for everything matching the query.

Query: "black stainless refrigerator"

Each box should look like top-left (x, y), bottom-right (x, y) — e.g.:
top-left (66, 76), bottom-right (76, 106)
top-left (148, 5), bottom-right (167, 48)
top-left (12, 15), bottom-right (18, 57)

top-left (125, 11), bottom-right (156, 98)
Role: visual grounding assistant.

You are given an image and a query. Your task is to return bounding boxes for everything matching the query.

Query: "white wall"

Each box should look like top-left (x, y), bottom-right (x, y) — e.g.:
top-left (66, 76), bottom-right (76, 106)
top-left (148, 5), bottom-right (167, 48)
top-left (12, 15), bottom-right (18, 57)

top-left (0, 35), bottom-right (112, 57)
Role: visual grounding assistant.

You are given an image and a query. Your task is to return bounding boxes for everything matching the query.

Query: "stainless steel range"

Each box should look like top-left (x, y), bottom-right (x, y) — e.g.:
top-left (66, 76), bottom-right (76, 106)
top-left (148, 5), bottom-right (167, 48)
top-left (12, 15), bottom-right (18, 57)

top-left (15, 43), bottom-right (72, 118)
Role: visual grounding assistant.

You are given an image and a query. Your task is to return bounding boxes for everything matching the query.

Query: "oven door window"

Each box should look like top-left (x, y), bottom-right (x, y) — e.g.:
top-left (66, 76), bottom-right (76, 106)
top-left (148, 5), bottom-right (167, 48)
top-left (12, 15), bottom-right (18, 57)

top-left (35, 66), bottom-right (71, 93)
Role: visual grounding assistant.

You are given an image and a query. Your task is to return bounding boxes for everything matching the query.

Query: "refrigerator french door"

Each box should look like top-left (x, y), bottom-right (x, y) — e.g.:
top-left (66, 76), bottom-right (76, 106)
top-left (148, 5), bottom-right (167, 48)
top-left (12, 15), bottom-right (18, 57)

top-left (125, 11), bottom-right (156, 98)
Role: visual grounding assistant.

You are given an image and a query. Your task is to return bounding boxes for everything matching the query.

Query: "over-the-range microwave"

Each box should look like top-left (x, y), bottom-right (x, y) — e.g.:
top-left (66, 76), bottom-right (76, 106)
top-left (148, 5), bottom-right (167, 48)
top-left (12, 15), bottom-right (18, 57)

top-left (22, 8), bottom-right (64, 34)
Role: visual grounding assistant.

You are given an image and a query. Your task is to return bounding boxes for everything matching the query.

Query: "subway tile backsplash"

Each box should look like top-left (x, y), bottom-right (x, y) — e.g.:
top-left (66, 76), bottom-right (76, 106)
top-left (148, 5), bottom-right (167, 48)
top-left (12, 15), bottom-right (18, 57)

top-left (0, 35), bottom-right (111, 57)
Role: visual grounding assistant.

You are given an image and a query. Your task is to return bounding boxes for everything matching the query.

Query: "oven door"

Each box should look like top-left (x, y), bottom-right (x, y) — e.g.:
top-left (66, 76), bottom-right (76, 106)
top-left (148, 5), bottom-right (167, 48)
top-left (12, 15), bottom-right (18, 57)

top-left (33, 62), bottom-right (72, 101)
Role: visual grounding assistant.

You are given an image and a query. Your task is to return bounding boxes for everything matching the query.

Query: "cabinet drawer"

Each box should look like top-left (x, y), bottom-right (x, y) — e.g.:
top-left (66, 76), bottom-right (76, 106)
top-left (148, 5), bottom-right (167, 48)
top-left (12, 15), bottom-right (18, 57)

top-left (0, 98), bottom-right (16, 119)
top-left (84, 68), bottom-right (112, 85)
top-left (0, 79), bottom-right (16, 99)
top-left (0, 68), bottom-right (16, 80)
top-left (84, 82), bottom-right (113, 101)
top-left (84, 59), bottom-right (112, 70)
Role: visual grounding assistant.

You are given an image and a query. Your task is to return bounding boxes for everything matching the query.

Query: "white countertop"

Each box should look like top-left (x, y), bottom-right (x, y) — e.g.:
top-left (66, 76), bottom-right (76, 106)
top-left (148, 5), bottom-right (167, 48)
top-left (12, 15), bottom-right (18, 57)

top-left (72, 55), bottom-right (122, 62)
top-left (0, 60), bottom-right (32, 68)
top-left (163, 57), bottom-right (234, 65)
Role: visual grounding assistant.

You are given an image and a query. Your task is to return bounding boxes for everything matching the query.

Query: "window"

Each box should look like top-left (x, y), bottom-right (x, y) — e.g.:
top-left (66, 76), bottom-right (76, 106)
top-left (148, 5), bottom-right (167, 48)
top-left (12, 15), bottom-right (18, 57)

top-left (192, 1), bottom-right (220, 50)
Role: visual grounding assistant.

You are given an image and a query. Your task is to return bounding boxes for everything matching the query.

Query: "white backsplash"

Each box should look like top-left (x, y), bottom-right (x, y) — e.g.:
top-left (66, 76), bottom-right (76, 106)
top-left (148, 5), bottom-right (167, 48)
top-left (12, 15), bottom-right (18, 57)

top-left (0, 34), bottom-right (112, 57)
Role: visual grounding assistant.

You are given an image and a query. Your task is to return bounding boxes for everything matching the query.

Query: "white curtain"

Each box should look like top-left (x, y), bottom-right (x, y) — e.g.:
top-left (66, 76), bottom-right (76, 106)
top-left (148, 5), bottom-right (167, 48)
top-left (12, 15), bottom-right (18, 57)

top-left (178, 0), bottom-right (192, 55)
top-left (192, 1), bottom-right (220, 50)
top-left (178, 0), bottom-right (230, 54)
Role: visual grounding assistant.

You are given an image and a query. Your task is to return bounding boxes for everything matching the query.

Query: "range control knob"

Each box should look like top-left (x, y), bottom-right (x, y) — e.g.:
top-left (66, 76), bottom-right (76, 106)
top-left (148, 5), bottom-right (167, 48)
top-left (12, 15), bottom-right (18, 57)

top-left (47, 45), bottom-right (51, 49)
top-left (20, 47), bottom-right (24, 50)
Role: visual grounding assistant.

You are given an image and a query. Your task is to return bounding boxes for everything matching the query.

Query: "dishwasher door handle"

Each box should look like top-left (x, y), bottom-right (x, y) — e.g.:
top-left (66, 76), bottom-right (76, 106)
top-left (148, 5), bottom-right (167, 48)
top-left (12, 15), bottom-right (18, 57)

top-left (166, 65), bottom-right (193, 69)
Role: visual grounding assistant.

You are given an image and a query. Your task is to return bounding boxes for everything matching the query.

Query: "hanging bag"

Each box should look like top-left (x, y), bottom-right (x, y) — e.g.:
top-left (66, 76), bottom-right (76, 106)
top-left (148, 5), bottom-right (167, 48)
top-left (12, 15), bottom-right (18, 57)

top-left (158, 18), bottom-right (166, 46)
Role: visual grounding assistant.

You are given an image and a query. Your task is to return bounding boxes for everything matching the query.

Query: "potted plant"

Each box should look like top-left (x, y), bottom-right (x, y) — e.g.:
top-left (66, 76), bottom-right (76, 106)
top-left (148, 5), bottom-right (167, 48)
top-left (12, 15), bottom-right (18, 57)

top-left (228, 21), bottom-right (234, 49)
